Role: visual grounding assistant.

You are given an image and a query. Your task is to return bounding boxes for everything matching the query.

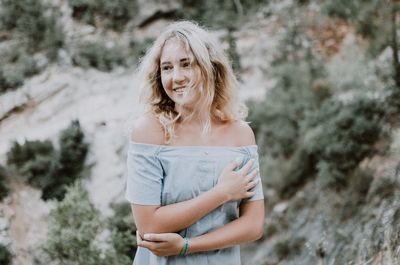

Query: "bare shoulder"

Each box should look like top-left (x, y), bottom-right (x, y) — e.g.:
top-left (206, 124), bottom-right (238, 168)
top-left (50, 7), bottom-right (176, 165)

top-left (131, 113), bottom-right (165, 145)
top-left (225, 120), bottom-right (256, 146)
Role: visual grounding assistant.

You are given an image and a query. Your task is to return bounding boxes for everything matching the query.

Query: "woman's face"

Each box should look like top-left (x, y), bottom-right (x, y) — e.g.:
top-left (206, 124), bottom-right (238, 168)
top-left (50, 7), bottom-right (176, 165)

top-left (159, 38), bottom-right (201, 109)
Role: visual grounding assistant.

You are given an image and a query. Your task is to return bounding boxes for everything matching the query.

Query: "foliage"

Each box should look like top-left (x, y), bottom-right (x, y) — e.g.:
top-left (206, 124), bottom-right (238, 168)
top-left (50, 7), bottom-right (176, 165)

top-left (42, 120), bottom-right (89, 200)
top-left (107, 202), bottom-right (137, 264)
top-left (43, 182), bottom-right (109, 265)
top-left (0, 0), bottom-right (64, 55)
top-left (181, 0), bottom-right (264, 29)
top-left (248, 60), bottom-right (327, 158)
top-left (0, 0), bottom-right (64, 93)
top-left (0, 165), bottom-right (10, 201)
top-left (260, 148), bottom-right (314, 196)
top-left (43, 182), bottom-right (134, 265)
top-left (321, 0), bottom-right (394, 57)
top-left (72, 41), bottom-right (127, 71)
top-left (0, 245), bottom-right (12, 265)
top-left (304, 97), bottom-right (385, 187)
top-left (6, 140), bottom-right (55, 181)
top-left (68, 0), bottom-right (138, 31)
top-left (0, 49), bottom-right (41, 93)
top-left (6, 120), bottom-right (88, 201)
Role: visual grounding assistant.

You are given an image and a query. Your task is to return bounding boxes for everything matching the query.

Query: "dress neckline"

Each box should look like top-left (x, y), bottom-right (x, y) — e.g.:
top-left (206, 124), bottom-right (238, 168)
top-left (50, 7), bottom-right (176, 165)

top-left (129, 140), bottom-right (257, 149)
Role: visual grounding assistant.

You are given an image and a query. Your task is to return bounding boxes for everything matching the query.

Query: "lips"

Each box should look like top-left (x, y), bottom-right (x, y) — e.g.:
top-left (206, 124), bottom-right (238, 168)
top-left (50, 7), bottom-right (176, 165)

top-left (173, 87), bottom-right (185, 94)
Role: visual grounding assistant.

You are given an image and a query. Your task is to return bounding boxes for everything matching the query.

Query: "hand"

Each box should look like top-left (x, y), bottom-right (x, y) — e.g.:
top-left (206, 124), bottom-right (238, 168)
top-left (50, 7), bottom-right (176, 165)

top-left (215, 158), bottom-right (259, 202)
top-left (136, 231), bottom-right (185, 257)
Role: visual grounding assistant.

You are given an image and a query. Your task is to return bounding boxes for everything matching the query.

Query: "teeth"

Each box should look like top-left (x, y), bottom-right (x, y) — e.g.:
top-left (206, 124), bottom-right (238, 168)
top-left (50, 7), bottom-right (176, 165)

top-left (174, 88), bottom-right (184, 92)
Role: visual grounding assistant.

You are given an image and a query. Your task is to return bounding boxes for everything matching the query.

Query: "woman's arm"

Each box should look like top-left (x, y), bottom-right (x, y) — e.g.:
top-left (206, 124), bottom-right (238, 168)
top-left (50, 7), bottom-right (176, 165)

top-left (188, 200), bottom-right (265, 253)
top-left (132, 160), bottom-right (258, 235)
top-left (137, 200), bottom-right (265, 256)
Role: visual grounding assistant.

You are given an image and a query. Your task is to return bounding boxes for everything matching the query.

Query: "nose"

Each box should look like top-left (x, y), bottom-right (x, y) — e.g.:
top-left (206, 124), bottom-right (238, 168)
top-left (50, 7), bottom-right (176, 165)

top-left (173, 68), bottom-right (185, 83)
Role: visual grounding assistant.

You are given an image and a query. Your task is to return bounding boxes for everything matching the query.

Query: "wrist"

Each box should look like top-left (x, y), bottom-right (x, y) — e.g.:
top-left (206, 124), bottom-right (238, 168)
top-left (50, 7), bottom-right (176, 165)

top-left (212, 185), bottom-right (231, 203)
top-left (179, 237), bottom-right (190, 256)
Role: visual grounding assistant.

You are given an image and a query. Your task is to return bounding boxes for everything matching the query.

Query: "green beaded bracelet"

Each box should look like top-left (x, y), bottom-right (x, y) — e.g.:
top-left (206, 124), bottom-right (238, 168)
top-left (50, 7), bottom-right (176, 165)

top-left (179, 237), bottom-right (190, 256)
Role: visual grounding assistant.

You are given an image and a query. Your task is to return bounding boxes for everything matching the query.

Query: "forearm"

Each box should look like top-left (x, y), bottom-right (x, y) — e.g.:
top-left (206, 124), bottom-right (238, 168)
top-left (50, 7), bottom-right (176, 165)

top-left (141, 187), bottom-right (228, 234)
top-left (188, 215), bottom-right (263, 254)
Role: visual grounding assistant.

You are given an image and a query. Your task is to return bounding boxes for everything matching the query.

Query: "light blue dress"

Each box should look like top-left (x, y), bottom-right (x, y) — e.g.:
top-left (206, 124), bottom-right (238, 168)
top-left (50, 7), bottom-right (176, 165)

top-left (125, 141), bottom-right (264, 265)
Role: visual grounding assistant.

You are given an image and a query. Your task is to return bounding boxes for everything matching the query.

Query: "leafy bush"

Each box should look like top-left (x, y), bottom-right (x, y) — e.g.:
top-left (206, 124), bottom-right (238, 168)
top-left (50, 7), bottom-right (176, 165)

top-left (304, 97), bottom-right (385, 187)
top-left (0, 165), bottom-right (10, 201)
top-left (0, 245), bottom-right (12, 265)
top-left (68, 0), bottom-right (138, 31)
top-left (0, 0), bottom-right (64, 93)
top-left (321, 0), bottom-right (392, 56)
top-left (0, 0), bottom-right (64, 55)
top-left (260, 148), bottom-right (314, 196)
top-left (72, 41), bottom-right (127, 71)
top-left (43, 182), bottom-right (131, 265)
top-left (6, 140), bottom-right (55, 175)
top-left (6, 120), bottom-right (88, 201)
top-left (107, 202), bottom-right (137, 264)
top-left (0, 49), bottom-right (41, 93)
top-left (247, 61), bottom-right (327, 158)
top-left (43, 182), bottom-right (107, 265)
top-left (181, 0), bottom-right (264, 29)
top-left (42, 120), bottom-right (89, 200)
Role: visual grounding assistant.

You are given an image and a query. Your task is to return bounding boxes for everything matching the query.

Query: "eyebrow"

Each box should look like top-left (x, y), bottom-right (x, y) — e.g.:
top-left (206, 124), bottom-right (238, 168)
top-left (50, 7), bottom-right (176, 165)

top-left (160, 58), bottom-right (190, 65)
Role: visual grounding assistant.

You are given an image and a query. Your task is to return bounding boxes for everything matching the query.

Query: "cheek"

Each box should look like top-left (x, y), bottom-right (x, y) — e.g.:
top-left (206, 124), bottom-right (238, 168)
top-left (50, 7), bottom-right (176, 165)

top-left (161, 74), bottom-right (170, 90)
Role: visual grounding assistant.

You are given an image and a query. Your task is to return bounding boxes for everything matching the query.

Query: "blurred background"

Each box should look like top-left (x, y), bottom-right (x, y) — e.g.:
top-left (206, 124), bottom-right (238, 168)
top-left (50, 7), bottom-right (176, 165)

top-left (0, 0), bottom-right (399, 264)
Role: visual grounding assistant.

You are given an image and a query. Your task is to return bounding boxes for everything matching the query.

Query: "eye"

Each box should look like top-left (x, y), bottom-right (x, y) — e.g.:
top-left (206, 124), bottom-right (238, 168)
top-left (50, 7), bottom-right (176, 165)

top-left (182, 61), bottom-right (191, 68)
top-left (161, 65), bottom-right (172, 71)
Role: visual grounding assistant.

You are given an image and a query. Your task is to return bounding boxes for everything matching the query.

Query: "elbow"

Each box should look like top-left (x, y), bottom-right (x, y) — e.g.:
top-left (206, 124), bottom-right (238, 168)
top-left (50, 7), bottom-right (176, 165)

top-left (254, 226), bottom-right (264, 240)
top-left (137, 222), bottom-right (163, 235)
top-left (250, 221), bottom-right (265, 241)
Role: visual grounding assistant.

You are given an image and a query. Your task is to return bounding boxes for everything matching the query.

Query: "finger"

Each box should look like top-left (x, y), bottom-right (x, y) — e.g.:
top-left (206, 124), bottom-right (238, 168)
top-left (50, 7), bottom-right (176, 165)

top-left (144, 233), bottom-right (171, 242)
top-left (245, 169), bottom-right (259, 181)
top-left (238, 159), bottom-right (255, 175)
top-left (138, 240), bottom-right (157, 250)
top-left (223, 158), bottom-right (242, 173)
top-left (246, 178), bottom-right (260, 190)
top-left (136, 231), bottom-right (143, 244)
top-left (244, 191), bottom-right (256, 198)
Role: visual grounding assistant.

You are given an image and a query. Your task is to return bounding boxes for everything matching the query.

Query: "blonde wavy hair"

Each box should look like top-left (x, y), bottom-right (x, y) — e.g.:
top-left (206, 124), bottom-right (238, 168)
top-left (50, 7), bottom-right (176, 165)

top-left (137, 20), bottom-right (247, 142)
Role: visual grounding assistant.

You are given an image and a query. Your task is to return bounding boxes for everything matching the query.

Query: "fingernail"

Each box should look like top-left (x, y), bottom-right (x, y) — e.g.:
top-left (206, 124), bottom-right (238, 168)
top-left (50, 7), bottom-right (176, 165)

top-left (144, 234), bottom-right (150, 240)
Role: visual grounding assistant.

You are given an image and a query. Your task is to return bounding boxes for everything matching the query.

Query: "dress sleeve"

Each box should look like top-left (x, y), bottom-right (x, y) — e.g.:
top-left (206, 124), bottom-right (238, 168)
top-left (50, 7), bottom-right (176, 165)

top-left (125, 143), bottom-right (164, 205)
top-left (241, 147), bottom-right (264, 203)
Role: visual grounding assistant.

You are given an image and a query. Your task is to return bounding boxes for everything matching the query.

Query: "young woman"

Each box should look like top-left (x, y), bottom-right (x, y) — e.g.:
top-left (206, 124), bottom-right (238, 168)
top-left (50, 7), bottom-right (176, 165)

top-left (126, 21), bottom-right (265, 265)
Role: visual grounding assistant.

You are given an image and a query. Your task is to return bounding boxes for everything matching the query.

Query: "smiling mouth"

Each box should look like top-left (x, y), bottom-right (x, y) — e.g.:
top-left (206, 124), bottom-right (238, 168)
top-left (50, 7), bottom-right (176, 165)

top-left (173, 87), bottom-right (185, 92)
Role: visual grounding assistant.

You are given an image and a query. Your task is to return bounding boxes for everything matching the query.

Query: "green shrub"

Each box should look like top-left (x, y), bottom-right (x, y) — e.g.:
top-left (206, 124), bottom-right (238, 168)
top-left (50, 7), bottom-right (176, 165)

top-left (247, 61), bottom-right (325, 158)
top-left (321, 0), bottom-right (392, 56)
top-left (0, 0), bottom-right (64, 54)
top-left (0, 0), bottom-right (64, 93)
top-left (6, 120), bottom-right (88, 201)
top-left (0, 165), bottom-right (10, 201)
top-left (304, 97), bottom-right (385, 187)
top-left (72, 41), bottom-right (127, 71)
top-left (6, 140), bottom-right (55, 172)
top-left (42, 120), bottom-right (89, 200)
top-left (0, 49), bottom-right (41, 93)
top-left (181, 0), bottom-right (264, 29)
top-left (68, 0), bottom-right (138, 31)
top-left (107, 202), bottom-right (137, 264)
top-left (43, 182), bottom-right (130, 265)
top-left (0, 245), bottom-right (12, 265)
top-left (68, 0), bottom-right (99, 25)
top-left (260, 148), bottom-right (314, 196)
top-left (43, 182), bottom-right (107, 265)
